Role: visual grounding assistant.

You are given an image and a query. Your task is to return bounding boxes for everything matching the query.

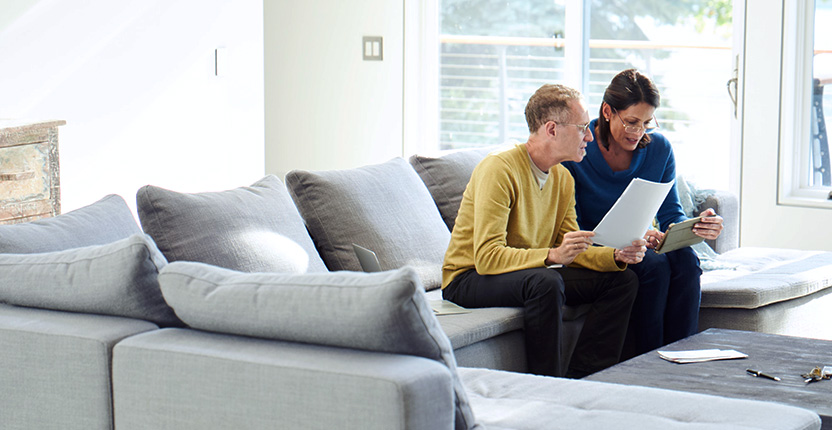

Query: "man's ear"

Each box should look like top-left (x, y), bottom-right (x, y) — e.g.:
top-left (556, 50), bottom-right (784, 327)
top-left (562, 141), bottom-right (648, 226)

top-left (546, 120), bottom-right (557, 137)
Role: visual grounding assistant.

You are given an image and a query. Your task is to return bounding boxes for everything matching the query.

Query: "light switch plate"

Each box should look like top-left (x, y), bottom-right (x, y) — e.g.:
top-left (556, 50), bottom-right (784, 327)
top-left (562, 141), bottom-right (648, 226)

top-left (362, 36), bottom-right (383, 61)
top-left (215, 47), bottom-right (227, 76)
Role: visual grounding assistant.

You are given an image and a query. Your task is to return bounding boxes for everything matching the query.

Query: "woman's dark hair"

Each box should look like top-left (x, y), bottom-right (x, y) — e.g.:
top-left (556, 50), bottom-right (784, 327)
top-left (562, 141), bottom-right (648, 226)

top-left (596, 69), bottom-right (660, 149)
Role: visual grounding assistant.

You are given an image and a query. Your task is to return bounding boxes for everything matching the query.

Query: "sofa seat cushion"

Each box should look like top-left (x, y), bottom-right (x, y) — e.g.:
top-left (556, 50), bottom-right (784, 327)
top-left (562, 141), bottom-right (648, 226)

top-left (137, 175), bottom-right (328, 274)
top-left (425, 289), bottom-right (589, 372)
top-left (701, 247), bottom-right (832, 309)
top-left (458, 367), bottom-right (821, 430)
top-left (114, 328), bottom-right (455, 430)
top-left (437, 306), bottom-right (524, 351)
top-left (425, 289), bottom-right (523, 350)
top-left (285, 157), bottom-right (449, 290)
top-left (0, 303), bottom-right (158, 430)
top-left (158, 261), bottom-right (477, 429)
top-left (0, 194), bottom-right (141, 253)
top-left (0, 234), bottom-right (181, 326)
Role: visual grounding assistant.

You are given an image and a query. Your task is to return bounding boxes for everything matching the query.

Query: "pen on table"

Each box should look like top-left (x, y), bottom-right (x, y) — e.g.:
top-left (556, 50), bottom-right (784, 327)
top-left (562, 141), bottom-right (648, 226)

top-left (746, 369), bottom-right (780, 381)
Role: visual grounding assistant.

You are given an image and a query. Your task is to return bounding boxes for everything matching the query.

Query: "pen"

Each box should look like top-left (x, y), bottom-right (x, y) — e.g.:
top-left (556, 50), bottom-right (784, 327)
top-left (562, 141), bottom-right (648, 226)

top-left (747, 369), bottom-right (780, 381)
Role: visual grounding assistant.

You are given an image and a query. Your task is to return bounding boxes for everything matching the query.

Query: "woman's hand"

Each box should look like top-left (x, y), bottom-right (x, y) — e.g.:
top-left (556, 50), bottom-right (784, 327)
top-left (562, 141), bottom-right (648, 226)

top-left (614, 239), bottom-right (647, 264)
top-left (693, 208), bottom-right (724, 240)
top-left (644, 229), bottom-right (664, 250)
top-left (548, 231), bottom-right (595, 266)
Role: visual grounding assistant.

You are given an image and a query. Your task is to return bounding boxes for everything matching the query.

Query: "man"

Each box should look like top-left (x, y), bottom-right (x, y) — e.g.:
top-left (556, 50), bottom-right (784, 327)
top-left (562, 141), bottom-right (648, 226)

top-left (442, 84), bottom-right (645, 378)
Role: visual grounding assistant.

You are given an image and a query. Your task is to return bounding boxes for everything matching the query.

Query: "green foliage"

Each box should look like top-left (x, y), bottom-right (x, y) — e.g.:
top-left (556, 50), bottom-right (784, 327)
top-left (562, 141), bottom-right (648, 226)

top-left (692, 0), bottom-right (732, 32)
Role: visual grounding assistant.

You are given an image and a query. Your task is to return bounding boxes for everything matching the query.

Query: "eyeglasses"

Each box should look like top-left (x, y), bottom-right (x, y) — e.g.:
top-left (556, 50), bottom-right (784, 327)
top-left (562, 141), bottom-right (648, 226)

top-left (613, 110), bottom-right (660, 134)
top-left (554, 121), bottom-right (591, 136)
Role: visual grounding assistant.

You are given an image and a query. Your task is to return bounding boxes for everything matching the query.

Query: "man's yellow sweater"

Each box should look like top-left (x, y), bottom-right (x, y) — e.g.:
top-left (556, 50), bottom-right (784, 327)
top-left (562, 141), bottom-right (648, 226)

top-left (442, 143), bottom-right (624, 288)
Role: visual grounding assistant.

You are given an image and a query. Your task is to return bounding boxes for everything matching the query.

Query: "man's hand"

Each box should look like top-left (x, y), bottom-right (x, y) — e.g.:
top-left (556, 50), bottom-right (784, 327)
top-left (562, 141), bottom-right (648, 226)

top-left (547, 231), bottom-right (594, 266)
top-left (693, 208), bottom-right (723, 240)
top-left (614, 239), bottom-right (647, 264)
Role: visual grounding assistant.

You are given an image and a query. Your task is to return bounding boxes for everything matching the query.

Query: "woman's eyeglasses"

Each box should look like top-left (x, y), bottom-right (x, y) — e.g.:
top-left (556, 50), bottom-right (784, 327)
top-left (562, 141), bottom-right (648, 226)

top-left (614, 110), bottom-right (659, 135)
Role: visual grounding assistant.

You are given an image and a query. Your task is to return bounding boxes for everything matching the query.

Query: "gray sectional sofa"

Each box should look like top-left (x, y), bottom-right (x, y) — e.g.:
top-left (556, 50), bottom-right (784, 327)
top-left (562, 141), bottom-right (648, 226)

top-left (0, 145), bottom-right (827, 429)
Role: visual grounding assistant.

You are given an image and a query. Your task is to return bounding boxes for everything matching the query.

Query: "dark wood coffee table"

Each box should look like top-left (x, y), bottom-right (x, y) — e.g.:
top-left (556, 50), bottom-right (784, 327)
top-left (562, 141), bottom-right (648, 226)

top-left (587, 328), bottom-right (832, 429)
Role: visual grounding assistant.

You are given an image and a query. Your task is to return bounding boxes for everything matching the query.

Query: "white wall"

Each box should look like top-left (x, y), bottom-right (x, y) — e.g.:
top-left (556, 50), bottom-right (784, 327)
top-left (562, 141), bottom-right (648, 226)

top-left (263, 0), bottom-right (404, 180)
top-left (0, 0), bottom-right (264, 214)
top-left (740, 0), bottom-right (832, 251)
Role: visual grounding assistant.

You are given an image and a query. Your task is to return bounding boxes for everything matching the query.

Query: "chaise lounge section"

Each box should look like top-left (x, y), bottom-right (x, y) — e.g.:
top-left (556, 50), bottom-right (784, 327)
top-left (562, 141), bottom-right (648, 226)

top-left (682, 187), bottom-right (832, 341)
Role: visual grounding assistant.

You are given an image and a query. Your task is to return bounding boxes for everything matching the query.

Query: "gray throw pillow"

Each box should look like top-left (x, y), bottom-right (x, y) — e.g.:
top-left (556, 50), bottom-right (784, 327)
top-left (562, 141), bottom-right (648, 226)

top-left (409, 145), bottom-right (505, 232)
top-left (136, 175), bottom-right (328, 274)
top-left (158, 261), bottom-right (477, 430)
top-left (285, 158), bottom-right (449, 290)
top-left (0, 234), bottom-right (181, 327)
top-left (0, 194), bottom-right (141, 253)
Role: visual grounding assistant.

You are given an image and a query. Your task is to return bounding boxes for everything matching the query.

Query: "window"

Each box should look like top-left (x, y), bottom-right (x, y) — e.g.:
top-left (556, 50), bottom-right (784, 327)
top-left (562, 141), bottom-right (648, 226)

top-left (435, 0), bottom-right (734, 190)
top-left (778, 0), bottom-right (832, 208)
top-left (438, 1), bottom-right (566, 149)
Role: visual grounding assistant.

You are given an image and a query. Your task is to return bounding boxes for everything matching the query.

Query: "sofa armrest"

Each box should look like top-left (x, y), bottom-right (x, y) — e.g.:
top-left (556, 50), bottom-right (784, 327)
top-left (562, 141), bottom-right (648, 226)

top-left (0, 304), bottom-right (159, 430)
top-left (113, 328), bottom-right (455, 430)
top-left (696, 190), bottom-right (739, 253)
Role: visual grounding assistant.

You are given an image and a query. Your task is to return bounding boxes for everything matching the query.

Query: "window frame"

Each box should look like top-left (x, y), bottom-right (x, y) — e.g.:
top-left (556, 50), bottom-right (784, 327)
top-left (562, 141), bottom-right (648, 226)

top-left (777, 0), bottom-right (832, 208)
top-left (403, 0), bottom-right (440, 157)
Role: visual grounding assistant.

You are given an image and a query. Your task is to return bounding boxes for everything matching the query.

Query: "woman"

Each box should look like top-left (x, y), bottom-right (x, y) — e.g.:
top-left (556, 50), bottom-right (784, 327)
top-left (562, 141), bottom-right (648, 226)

top-left (562, 69), bottom-right (724, 359)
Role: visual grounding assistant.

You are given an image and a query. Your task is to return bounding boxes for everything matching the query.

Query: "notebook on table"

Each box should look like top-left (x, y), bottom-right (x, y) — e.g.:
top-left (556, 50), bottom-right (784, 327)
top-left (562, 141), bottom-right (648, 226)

top-left (351, 243), bottom-right (470, 315)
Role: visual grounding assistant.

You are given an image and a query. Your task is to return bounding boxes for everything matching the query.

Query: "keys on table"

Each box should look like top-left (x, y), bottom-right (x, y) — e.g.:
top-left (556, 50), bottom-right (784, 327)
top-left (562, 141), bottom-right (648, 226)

top-left (801, 366), bottom-right (832, 384)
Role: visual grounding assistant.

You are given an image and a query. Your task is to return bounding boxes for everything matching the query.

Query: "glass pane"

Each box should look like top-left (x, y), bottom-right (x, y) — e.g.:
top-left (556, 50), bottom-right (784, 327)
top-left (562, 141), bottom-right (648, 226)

top-left (811, 0), bottom-right (832, 187)
top-left (438, 1), bottom-right (734, 191)
top-left (439, 0), bottom-right (566, 150)
top-left (587, 1), bottom-right (733, 190)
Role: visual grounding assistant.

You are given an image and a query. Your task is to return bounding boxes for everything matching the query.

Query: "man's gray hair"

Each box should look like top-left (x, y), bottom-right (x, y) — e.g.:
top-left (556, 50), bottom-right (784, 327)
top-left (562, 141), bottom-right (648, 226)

top-left (524, 84), bottom-right (584, 133)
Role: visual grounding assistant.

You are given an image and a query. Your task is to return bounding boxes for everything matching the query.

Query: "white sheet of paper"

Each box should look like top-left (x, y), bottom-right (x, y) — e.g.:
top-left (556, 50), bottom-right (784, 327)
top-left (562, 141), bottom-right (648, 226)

top-left (657, 349), bottom-right (748, 364)
top-left (591, 178), bottom-right (674, 249)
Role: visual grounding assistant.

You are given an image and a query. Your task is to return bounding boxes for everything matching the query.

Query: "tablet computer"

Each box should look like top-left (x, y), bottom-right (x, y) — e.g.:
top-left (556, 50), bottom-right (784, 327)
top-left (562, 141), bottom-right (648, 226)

top-left (655, 217), bottom-right (705, 254)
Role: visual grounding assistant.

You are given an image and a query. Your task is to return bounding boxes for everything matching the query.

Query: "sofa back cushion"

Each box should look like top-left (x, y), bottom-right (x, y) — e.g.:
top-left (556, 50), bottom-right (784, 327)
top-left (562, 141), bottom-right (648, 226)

top-left (285, 158), bottom-right (449, 290)
top-left (0, 234), bottom-right (181, 326)
top-left (136, 175), bottom-right (328, 274)
top-left (0, 194), bottom-right (141, 253)
top-left (409, 145), bottom-right (504, 232)
top-left (158, 261), bottom-right (476, 430)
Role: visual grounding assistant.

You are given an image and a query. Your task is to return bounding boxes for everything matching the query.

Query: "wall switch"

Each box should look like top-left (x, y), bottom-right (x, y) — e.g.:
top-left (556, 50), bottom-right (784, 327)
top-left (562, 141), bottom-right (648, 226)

top-left (362, 36), bottom-right (383, 61)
